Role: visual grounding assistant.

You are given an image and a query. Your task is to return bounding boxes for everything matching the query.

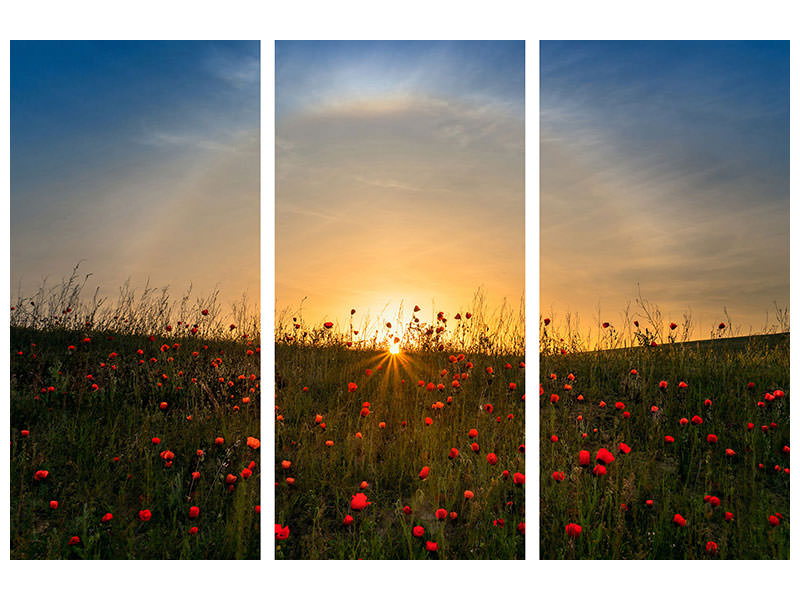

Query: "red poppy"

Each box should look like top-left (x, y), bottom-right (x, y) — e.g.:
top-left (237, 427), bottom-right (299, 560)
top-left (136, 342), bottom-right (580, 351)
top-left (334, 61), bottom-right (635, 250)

top-left (471, 442), bottom-right (480, 453)
top-left (275, 524), bottom-right (290, 539)
top-left (101, 513), bottom-right (113, 523)
top-left (665, 435), bottom-right (675, 443)
top-left (343, 515), bottom-right (354, 525)
top-left (68, 536), bottom-right (80, 546)
top-left (691, 415), bottom-right (703, 425)
top-left (592, 464), bottom-right (607, 477)
top-left (425, 541), bottom-right (438, 552)
top-left (768, 515), bottom-right (780, 526)
top-left (552, 471), bottom-right (565, 482)
top-left (725, 512), bottom-right (734, 522)
top-left (348, 382), bottom-right (358, 393)
top-left (323, 322), bottom-right (333, 329)
top-left (707, 434), bottom-right (718, 444)
top-left (448, 448), bottom-right (459, 459)
top-left (565, 523), bottom-right (582, 538)
top-left (189, 526), bottom-right (198, 535)
top-left (513, 472), bottom-right (525, 485)
top-left (658, 381), bottom-right (668, 390)
top-left (486, 453), bottom-right (498, 465)
top-left (673, 514), bottom-right (687, 527)
top-left (595, 448), bottom-right (615, 465)
top-left (412, 525), bottom-right (424, 537)
top-left (435, 508), bottom-right (447, 520)
top-left (189, 506), bottom-right (200, 519)
top-left (578, 450), bottom-right (590, 466)
top-left (419, 466), bottom-right (430, 479)
top-left (351, 493), bottom-right (371, 511)
top-left (139, 509), bottom-right (152, 522)
top-left (403, 505), bottom-right (412, 515)
top-left (618, 442), bottom-right (631, 454)
top-left (34, 470), bottom-right (49, 481)
top-left (50, 500), bottom-right (58, 509)
top-left (706, 541), bottom-right (718, 555)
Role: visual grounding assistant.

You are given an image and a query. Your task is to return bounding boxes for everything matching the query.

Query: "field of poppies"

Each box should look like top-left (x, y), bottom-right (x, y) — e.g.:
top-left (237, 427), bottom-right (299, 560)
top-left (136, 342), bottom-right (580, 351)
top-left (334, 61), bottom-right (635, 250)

top-left (275, 307), bottom-right (525, 559)
top-left (10, 282), bottom-right (260, 559)
top-left (540, 318), bottom-right (789, 559)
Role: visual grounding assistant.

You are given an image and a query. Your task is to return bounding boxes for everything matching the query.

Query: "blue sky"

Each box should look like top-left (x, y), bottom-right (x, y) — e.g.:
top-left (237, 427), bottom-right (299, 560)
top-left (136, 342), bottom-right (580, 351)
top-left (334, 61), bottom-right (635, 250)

top-left (276, 41), bottom-right (525, 324)
top-left (540, 41), bottom-right (789, 336)
top-left (11, 41), bottom-right (260, 307)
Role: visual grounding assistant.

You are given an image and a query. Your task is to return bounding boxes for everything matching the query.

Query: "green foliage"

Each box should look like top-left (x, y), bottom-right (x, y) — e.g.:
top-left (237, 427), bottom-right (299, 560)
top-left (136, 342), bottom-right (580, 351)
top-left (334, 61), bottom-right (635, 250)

top-left (540, 334), bottom-right (789, 559)
top-left (10, 326), bottom-right (260, 559)
top-left (275, 344), bottom-right (525, 559)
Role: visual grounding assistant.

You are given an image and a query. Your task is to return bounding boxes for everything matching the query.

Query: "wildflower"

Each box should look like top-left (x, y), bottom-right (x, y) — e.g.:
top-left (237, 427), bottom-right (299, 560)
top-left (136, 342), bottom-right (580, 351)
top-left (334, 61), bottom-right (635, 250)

top-left (673, 514), bottom-right (687, 527)
top-left (579, 450), bottom-right (590, 466)
top-left (552, 471), bottom-right (565, 482)
top-left (435, 508), bottom-right (447, 520)
top-left (275, 524), bottom-right (290, 539)
top-left (343, 515), bottom-right (354, 525)
top-left (706, 541), bottom-right (718, 555)
top-left (403, 505), bottom-right (412, 515)
top-left (351, 493), bottom-right (371, 511)
top-left (448, 448), bottom-right (459, 459)
top-left (247, 437), bottom-right (260, 450)
top-left (487, 453), bottom-right (498, 465)
top-left (464, 490), bottom-right (474, 499)
top-left (412, 525), bottom-right (424, 537)
top-left (419, 466), bottom-right (430, 480)
top-left (513, 472), bottom-right (525, 485)
top-left (50, 500), bottom-right (58, 509)
top-left (101, 513), bottom-right (113, 523)
top-left (139, 509), bottom-right (152, 522)
top-left (34, 470), bottom-right (49, 481)
top-left (565, 523), bottom-right (582, 538)
top-left (68, 536), bottom-right (81, 546)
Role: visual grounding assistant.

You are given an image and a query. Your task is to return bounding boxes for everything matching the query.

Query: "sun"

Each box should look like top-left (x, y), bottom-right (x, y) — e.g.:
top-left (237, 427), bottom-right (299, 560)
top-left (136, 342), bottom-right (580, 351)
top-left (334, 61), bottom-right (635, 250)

top-left (389, 341), bottom-right (401, 355)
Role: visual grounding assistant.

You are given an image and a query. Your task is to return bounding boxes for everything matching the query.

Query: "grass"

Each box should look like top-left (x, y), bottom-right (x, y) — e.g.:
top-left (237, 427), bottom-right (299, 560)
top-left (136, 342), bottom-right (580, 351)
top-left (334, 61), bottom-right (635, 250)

top-left (540, 329), bottom-right (789, 559)
top-left (10, 274), bottom-right (260, 559)
top-left (274, 339), bottom-right (525, 559)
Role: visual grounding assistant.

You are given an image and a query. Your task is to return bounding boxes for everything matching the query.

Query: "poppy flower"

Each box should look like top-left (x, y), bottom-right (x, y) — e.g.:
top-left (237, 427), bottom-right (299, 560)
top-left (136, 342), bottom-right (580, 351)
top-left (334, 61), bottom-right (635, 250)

top-left (513, 472), bottom-right (525, 485)
top-left (602, 322), bottom-right (610, 328)
top-left (403, 505), bottom-right (412, 515)
top-left (246, 437), bottom-right (260, 450)
top-left (189, 506), bottom-right (200, 519)
top-left (34, 470), bottom-right (49, 481)
top-left (595, 448), bottom-right (615, 465)
top-left (768, 515), bottom-right (780, 526)
top-left (691, 415), bottom-right (703, 425)
top-left (275, 524), bottom-right (290, 539)
top-left (426, 541), bottom-right (438, 552)
top-left (678, 381), bottom-right (688, 389)
top-left (323, 322), bottom-right (333, 329)
top-left (151, 437), bottom-right (161, 445)
top-left (343, 515), bottom-right (354, 525)
top-left (325, 440), bottom-right (334, 447)
top-left (50, 500), bottom-right (58, 509)
top-left (670, 322), bottom-right (677, 330)
top-left (550, 394), bottom-right (559, 404)
top-left (139, 509), bottom-right (152, 522)
top-left (464, 490), bottom-right (474, 500)
top-left (435, 508), bottom-right (447, 520)
top-left (724, 512), bottom-right (734, 522)
top-left (348, 382), bottom-right (358, 392)
top-left (448, 448), bottom-right (459, 459)
top-left (552, 471), bottom-right (565, 482)
top-left (706, 541), bottom-right (718, 555)
top-left (680, 418), bottom-right (689, 426)
top-left (592, 464), bottom-right (607, 477)
top-left (360, 407), bottom-right (370, 417)
top-left (665, 435), bottom-right (675, 443)
top-left (707, 434), bottom-right (718, 444)
top-left (351, 493), bottom-right (371, 511)
top-left (658, 381), bottom-right (668, 390)
top-left (725, 448), bottom-right (736, 457)
top-left (68, 536), bottom-right (80, 546)
top-left (550, 435), bottom-right (559, 443)
top-left (471, 442), bottom-right (480, 453)
top-left (425, 417), bottom-right (433, 426)
top-left (189, 526), bottom-right (198, 535)
top-left (413, 525), bottom-right (424, 537)
top-left (486, 453), bottom-right (498, 465)
top-left (673, 514), bottom-right (686, 527)
top-left (101, 512), bottom-right (113, 523)
top-left (645, 499), bottom-right (653, 507)
top-left (618, 442), bottom-right (631, 454)
top-left (565, 523), bottom-right (582, 538)
top-left (225, 474), bottom-right (237, 485)
top-left (419, 466), bottom-right (430, 479)
top-left (502, 470), bottom-right (510, 479)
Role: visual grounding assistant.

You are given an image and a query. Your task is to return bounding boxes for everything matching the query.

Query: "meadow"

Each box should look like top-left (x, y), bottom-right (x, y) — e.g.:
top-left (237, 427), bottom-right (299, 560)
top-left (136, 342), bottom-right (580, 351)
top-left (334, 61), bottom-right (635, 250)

top-left (274, 303), bottom-right (525, 559)
top-left (10, 273), bottom-right (260, 559)
top-left (540, 312), bottom-right (789, 559)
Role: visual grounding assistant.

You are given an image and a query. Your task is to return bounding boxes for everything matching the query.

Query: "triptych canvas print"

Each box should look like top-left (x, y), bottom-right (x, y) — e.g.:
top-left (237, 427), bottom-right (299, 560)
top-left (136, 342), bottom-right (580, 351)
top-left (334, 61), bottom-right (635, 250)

top-left (8, 39), bottom-right (789, 562)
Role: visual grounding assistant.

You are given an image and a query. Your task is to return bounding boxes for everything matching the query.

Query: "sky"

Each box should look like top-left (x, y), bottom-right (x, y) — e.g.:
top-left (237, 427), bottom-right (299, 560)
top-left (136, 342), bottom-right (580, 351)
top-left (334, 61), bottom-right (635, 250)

top-left (276, 41), bottom-right (525, 326)
top-left (11, 40), bottom-right (260, 311)
top-left (540, 41), bottom-right (789, 337)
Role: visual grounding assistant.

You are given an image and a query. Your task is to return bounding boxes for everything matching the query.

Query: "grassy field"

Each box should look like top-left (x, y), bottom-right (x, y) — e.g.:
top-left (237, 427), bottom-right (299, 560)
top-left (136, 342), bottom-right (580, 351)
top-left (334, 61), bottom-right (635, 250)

top-left (275, 341), bottom-right (526, 559)
top-left (540, 331), bottom-right (789, 559)
top-left (10, 323), bottom-right (261, 559)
